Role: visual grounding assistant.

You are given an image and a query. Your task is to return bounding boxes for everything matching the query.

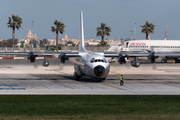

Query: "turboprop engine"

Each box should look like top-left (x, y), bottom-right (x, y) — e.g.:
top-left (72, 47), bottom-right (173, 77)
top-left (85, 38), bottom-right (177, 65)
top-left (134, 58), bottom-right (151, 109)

top-left (118, 54), bottom-right (126, 64)
top-left (28, 52), bottom-right (38, 63)
top-left (59, 53), bottom-right (69, 64)
top-left (149, 53), bottom-right (155, 63)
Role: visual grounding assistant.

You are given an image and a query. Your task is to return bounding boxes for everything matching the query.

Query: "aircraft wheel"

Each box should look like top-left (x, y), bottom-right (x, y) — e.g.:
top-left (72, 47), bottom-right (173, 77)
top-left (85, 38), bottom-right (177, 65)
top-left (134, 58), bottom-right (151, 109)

top-left (74, 72), bottom-right (79, 80)
top-left (95, 78), bottom-right (102, 82)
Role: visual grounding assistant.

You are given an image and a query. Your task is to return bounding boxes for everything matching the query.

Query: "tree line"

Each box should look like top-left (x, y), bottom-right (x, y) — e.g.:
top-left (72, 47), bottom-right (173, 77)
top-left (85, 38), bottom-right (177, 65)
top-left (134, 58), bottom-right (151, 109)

top-left (7, 14), bottom-right (155, 51)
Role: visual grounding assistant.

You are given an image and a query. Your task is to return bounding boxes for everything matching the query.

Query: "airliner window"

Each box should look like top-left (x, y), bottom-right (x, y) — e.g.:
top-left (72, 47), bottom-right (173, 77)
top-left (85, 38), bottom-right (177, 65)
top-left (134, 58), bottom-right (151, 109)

top-left (103, 58), bottom-right (107, 63)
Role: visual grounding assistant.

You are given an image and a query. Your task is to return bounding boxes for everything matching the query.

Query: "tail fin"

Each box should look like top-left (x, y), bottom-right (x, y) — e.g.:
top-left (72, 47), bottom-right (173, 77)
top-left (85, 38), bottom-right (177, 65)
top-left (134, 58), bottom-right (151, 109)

top-left (79, 11), bottom-right (86, 52)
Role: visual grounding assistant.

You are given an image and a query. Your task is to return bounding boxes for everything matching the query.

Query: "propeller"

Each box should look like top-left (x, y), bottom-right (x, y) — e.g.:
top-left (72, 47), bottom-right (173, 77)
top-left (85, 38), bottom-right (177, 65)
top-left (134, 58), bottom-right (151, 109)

top-left (149, 46), bottom-right (156, 70)
top-left (52, 46), bottom-right (69, 70)
top-left (28, 52), bottom-right (38, 69)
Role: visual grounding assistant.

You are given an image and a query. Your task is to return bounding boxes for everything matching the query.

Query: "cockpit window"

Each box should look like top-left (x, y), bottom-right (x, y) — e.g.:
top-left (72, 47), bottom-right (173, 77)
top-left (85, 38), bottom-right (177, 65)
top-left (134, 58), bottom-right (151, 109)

top-left (90, 58), bottom-right (95, 63)
top-left (90, 58), bottom-right (107, 63)
top-left (103, 58), bottom-right (107, 63)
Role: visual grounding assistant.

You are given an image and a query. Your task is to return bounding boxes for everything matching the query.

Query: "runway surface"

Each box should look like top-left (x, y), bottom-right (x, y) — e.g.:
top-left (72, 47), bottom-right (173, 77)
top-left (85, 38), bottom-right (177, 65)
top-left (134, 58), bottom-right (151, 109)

top-left (0, 59), bottom-right (180, 95)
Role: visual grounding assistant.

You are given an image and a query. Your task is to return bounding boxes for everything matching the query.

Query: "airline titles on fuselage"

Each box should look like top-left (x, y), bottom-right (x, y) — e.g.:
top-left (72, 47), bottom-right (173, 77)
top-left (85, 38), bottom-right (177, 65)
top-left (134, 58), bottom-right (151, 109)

top-left (130, 42), bottom-right (146, 46)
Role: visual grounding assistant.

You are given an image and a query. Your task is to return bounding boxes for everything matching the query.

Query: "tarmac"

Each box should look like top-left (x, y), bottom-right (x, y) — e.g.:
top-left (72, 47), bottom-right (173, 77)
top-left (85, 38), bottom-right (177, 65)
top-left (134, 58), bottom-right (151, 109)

top-left (0, 59), bottom-right (180, 95)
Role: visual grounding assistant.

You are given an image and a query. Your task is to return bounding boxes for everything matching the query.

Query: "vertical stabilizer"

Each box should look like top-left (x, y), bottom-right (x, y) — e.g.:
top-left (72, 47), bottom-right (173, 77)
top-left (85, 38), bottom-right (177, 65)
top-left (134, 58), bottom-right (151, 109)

top-left (79, 11), bottom-right (86, 52)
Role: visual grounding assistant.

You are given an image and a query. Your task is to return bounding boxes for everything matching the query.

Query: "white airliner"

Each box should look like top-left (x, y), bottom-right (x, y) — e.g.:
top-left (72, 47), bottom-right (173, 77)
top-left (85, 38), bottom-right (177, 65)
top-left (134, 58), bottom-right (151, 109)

top-left (122, 40), bottom-right (180, 64)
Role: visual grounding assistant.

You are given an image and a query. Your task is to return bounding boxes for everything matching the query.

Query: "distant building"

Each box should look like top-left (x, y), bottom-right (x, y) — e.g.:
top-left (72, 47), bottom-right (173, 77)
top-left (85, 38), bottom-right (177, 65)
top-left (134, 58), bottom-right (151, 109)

top-left (26, 30), bottom-right (37, 43)
top-left (26, 30), bottom-right (33, 42)
top-left (62, 34), bottom-right (69, 41)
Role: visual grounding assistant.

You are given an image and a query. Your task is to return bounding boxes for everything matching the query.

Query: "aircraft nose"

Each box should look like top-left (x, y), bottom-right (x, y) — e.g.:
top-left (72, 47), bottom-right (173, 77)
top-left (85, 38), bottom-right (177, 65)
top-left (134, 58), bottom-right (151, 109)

top-left (94, 65), bottom-right (105, 77)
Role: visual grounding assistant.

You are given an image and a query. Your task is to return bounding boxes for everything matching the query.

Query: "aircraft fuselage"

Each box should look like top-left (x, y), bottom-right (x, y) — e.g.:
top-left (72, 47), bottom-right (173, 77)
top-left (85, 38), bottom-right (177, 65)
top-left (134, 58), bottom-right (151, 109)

top-left (73, 52), bottom-right (110, 79)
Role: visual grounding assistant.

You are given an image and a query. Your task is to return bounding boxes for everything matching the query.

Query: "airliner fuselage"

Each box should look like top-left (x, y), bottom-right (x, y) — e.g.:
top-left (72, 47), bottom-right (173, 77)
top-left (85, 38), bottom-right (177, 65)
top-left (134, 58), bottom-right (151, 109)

top-left (126, 40), bottom-right (180, 52)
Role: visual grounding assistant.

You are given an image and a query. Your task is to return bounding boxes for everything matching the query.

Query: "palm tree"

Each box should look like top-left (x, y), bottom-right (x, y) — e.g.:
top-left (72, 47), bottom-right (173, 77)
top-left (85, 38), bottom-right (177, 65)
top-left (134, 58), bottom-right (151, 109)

top-left (141, 21), bottom-right (155, 40)
top-left (51, 20), bottom-right (65, 51)
top-left (96, 23), bottom-right (111, 46)
top-left (7, 14), bottom-right (22, 51)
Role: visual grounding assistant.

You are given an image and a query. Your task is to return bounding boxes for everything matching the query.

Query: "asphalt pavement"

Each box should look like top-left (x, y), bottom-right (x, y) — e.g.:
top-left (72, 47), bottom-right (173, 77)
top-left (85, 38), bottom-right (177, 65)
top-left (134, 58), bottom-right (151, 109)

top-left (0, 59), bottom-right (179, 95)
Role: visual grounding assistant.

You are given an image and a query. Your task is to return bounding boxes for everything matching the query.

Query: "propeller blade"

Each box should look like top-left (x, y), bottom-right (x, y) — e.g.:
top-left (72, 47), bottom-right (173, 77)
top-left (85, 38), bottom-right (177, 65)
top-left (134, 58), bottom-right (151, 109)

top-left (59, 63), bottom-right (63, 70)
top-left (33, 62), bottom-right (38, 69)
top-left (68, 57), bottom-right (74, 63)
top-left (152, 63), bottom-right (156, 70)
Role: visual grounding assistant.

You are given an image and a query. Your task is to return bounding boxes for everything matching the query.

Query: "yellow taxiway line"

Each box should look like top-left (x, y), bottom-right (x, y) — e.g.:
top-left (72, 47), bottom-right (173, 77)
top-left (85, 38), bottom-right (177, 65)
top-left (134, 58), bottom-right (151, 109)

top-left (54, 70), bottom-right (69, 75)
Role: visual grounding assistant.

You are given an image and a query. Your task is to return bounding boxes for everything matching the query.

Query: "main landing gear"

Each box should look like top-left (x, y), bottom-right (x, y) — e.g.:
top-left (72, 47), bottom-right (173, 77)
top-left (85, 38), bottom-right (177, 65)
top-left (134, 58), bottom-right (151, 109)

top-left (74, 72), bottom-right (81, 80)
top-left (95, 77), bottom-right (106, 82)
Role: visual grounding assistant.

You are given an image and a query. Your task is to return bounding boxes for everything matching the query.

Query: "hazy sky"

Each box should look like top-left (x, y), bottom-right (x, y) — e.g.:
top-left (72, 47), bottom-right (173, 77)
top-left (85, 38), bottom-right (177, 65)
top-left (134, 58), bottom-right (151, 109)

top-left (0, 0), bottom-right (180, 40)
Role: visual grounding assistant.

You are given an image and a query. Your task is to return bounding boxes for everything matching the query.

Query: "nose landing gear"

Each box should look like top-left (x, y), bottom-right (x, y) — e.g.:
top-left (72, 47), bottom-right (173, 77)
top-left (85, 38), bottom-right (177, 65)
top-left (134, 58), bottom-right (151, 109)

top-left (74, 72), bottom-right (81, 80)
top-left (95, 77), bottom-right (106, 82)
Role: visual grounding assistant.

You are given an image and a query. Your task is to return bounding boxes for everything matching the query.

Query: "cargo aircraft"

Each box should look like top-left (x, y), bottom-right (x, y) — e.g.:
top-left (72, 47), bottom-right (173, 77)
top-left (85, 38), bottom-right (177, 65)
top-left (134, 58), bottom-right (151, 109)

top-left (1, 11), bottom-right (180, 81)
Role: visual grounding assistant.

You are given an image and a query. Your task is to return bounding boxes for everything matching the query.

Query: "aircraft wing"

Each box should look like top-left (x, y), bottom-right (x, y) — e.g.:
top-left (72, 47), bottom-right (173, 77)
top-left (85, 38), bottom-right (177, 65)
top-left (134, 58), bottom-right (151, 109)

top-left (0, 51), bottom-right (80, 57)
top-left (43, 51), bottom-right (80, 57)
top-left (94, 52), bottom-right (119, 57)
top-left (0, 52), bottom-right (30, 56)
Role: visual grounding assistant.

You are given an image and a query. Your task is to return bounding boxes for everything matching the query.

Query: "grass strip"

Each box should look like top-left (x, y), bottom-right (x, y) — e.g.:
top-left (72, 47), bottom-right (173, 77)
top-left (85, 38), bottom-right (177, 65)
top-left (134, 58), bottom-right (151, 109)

top-left (0, 95), bottom-right (179, 119)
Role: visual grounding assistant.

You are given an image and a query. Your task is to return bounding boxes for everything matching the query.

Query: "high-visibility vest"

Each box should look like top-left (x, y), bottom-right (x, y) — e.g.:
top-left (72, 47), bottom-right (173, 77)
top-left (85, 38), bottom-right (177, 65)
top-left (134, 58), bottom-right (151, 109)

top-left (120, 76), bottom-right (123, 81)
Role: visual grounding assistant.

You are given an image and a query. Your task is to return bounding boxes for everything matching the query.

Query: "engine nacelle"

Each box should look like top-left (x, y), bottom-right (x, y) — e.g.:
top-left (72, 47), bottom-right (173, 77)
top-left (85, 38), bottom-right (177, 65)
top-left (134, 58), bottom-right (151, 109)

top-left (131, 60), bottom-right (140, 68)
top-left (59, 53), bottom-right (69, 64)
top-left (41, 60), bottom-right (49, 67)
top-left (28, 52), bottom-right (38, 63)
top-left (118, 55), bottom-right (126, 64)
top-left (149, 53), bottom-right (155, 63)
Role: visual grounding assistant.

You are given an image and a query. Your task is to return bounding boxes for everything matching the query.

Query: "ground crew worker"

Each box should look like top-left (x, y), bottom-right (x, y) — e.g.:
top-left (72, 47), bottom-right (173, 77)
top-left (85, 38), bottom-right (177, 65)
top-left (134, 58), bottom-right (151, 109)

top-left (120, 75), bottom-right (124, 86)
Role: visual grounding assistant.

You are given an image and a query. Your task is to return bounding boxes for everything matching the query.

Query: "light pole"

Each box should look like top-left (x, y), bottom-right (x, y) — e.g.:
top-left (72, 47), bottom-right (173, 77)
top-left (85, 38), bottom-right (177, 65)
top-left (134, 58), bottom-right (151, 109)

top-left (130, 30), bottom-right (134, 40)
top-left (134, 22), bottom-right (136, 40)
top-left (31, 21), bottom-right (35, 47)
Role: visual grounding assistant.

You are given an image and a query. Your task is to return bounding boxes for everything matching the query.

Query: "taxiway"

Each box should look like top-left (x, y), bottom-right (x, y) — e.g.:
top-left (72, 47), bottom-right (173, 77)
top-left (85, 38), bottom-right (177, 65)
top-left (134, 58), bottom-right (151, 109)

top-left (0, 59), bottom-right (179, 95)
